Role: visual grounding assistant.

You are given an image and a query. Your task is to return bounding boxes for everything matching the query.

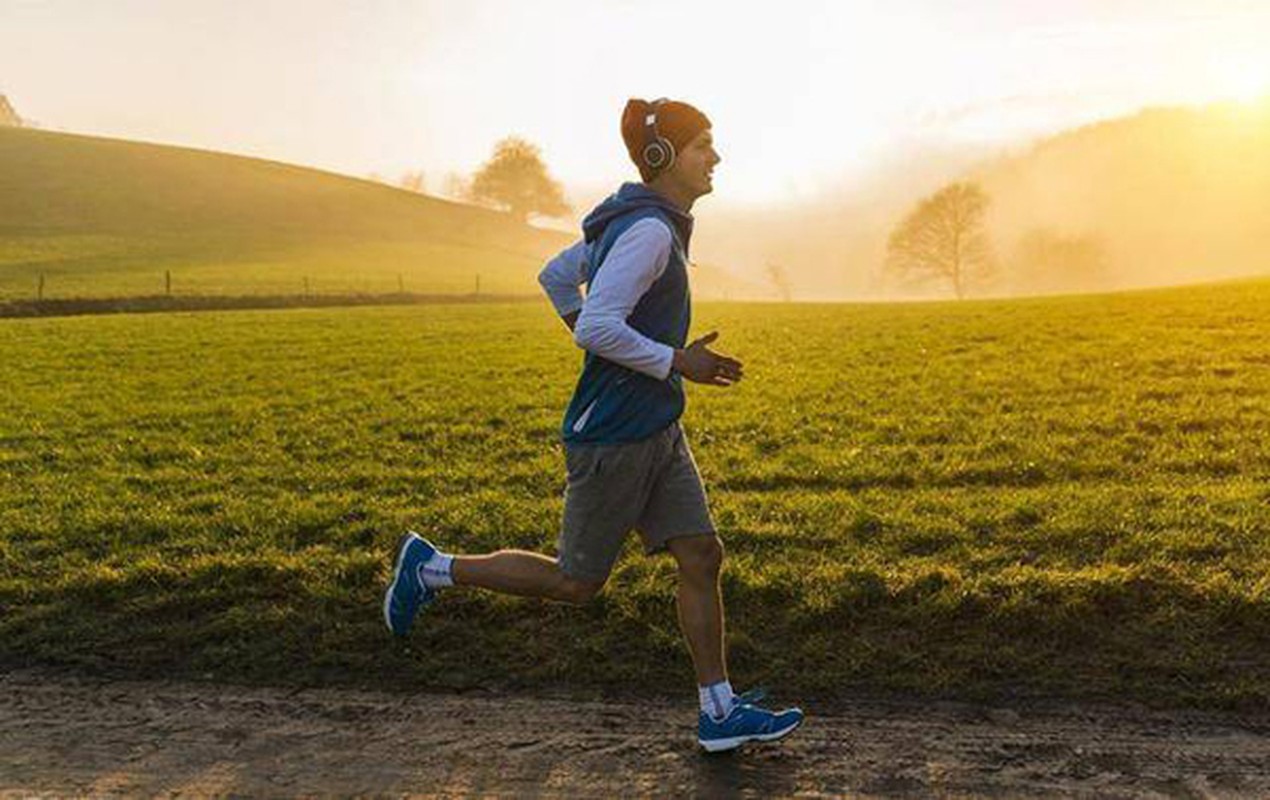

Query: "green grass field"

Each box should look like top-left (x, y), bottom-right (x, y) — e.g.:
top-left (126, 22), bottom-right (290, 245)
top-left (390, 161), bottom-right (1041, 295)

top-left (2, 281), bottom-right (1269, 709)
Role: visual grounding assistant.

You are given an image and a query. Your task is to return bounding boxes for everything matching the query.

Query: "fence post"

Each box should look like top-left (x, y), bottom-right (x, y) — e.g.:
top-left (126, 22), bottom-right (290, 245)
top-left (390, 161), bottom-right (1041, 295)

top-left (37, 273), bottom-right (44, 301)
top-left (398, 273), bottom-right (404, 294)
top-left (303, 277), bottom-right (310, 297)
top-left (475, 274), bottom-right (481, 296)
top-left (165, 270), bottom-right (172, 296)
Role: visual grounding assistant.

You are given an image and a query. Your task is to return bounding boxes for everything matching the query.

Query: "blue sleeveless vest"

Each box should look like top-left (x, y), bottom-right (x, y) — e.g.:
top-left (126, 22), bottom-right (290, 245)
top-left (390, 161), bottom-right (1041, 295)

top-left (561, 183), bottom-right (694, 444)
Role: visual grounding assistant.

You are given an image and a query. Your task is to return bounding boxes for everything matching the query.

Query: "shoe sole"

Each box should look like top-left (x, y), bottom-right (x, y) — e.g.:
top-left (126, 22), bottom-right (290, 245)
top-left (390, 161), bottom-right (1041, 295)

top-left (382, 532), bottom-right (419, 636)
top-left (698, 717), bottom-right (804, 753)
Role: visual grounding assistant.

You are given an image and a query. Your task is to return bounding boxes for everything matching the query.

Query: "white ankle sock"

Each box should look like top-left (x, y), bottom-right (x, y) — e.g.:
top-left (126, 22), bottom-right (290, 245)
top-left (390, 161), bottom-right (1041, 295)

top-left (418, 551), bottom-right (454, 589)
top-left (699, 680), bottom-right (736, 721)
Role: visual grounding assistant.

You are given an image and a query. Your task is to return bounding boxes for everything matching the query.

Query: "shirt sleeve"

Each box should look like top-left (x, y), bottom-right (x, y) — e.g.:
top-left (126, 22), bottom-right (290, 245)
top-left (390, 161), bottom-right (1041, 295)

top-left (537, 240), bottom-right (588, 317)
top-left (572, 217), bottom-right (676, 380)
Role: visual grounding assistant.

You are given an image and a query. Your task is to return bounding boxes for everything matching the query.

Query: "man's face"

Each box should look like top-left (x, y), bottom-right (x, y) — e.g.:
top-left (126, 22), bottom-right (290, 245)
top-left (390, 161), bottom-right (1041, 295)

top-left (668, 128), bottom-right (721, 199)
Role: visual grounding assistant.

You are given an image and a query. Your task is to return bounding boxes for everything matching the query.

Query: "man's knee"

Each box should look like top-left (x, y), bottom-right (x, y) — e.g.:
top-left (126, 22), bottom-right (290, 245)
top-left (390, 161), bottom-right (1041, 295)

top-left (671, 534), bottom-right (724, 578)
top-left (554, 574), bottom-right (605, 605)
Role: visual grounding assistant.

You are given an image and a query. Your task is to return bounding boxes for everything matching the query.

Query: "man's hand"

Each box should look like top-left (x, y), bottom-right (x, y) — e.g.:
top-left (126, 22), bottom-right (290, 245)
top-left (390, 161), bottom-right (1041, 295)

top-left (673, 331), bottom-right (744, 386)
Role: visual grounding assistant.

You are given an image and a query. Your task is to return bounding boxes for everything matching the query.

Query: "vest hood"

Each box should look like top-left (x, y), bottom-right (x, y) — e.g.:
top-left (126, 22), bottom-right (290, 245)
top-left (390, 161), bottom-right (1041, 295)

top-left (581, 182), bottom-right (694, 255)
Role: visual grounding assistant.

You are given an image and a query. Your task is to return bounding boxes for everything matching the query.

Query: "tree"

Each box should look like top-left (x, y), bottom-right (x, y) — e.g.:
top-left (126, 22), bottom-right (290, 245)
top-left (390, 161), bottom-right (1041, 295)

top-left (469, 136), bottom-right (569, 223)
top-left (885, 182), bottom-right (996, 299)
top-left (0, 95), bottom-right (22, 127)
top-left (441, 171), bottom-right (470, 201)
top-left (766, 262), bottom-right (792, 302)
top-left (1012, 229), bottom-right (1107, 294)
top-left (398, 170), bottom-right (426, 193)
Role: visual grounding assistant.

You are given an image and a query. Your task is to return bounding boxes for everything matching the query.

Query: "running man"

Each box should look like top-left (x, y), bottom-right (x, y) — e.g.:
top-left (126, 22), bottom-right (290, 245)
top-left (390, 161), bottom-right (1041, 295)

top-left (384, 98), bottom-right (804, 752)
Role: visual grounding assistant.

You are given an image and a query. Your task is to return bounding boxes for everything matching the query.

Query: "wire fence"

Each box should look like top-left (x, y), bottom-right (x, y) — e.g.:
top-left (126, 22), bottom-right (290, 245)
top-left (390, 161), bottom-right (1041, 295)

top-left (0, 271), bottom-right (540, 318)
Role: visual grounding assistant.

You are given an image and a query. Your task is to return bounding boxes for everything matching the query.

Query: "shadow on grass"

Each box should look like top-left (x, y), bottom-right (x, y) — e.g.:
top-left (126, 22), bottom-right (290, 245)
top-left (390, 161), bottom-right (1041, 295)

top-left (2, 553), bottom-right (1268, 710)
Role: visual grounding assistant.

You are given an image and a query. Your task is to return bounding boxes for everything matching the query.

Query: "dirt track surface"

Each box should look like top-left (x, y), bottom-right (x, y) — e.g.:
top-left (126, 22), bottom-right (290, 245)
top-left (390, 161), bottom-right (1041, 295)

top-left (3, 671), bottom-right (1269, 798)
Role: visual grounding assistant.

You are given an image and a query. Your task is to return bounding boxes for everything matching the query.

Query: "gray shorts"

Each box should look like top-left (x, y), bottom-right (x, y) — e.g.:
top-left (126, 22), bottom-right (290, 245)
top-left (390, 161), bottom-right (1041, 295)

top-left (558, 422), bottom-right (716, 582)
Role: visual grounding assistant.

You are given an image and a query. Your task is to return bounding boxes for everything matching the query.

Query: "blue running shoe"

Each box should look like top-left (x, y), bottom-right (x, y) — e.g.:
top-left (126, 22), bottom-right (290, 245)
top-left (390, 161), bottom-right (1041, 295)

top-left (382, 531), bottom-right (437, 636)
top-left (698, 690), bottom-right (804, 753)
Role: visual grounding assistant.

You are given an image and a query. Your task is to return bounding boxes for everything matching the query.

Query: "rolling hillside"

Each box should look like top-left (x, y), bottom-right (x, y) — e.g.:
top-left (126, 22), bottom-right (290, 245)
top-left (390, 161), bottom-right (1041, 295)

top-left (0, 127), bottom-right (574, 299)
top-left (694, 100), bottom-right (1270, 300)
top-left (972, 101), bottom-right (1270, 294)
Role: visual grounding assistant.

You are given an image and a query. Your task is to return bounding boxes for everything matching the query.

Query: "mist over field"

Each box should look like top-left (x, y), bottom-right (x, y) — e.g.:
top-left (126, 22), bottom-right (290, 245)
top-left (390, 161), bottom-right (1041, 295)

top-left (4, 96), bottom-right (1267, 306)
top-left (676, 101), bottom-right (1270, 301)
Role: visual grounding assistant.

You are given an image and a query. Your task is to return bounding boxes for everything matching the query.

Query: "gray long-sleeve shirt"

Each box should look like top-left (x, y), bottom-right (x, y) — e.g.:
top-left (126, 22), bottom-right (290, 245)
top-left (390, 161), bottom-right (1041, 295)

top-left (537, 217), bottom-right (677, 380)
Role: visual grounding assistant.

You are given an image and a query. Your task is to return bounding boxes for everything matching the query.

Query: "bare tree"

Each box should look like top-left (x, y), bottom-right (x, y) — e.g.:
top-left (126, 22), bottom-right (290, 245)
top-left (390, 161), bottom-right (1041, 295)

top-left (441, 171), bottom-right (470, 202)
top-left (469, 136), bottom-right (569, 223)
top-left (398, 170), bottom-right (426, 193)
top-left (766, 262), bottom-right (793, 302)
top-left (885, 182), bottom-right (996, 299)
top-left (0, 94), bottom-right (23, 127)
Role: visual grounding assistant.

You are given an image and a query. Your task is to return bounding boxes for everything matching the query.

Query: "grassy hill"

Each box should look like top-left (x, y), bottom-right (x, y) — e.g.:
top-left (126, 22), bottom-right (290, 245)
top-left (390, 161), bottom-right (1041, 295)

top-left (0, 127), bottom-right (572, 299)
top-left (972, 101), bottom-right (1270, 294)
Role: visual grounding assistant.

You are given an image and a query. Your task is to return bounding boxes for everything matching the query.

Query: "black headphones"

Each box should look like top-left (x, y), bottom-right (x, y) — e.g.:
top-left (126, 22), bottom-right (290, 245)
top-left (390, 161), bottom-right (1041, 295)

top-left (641, 98), bottom-right (676, 173)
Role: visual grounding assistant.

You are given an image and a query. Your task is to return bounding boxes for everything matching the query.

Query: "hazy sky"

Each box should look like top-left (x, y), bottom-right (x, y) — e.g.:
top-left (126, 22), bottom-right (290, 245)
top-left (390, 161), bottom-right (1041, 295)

top-left (3, 0), bottom-right (1269, 204)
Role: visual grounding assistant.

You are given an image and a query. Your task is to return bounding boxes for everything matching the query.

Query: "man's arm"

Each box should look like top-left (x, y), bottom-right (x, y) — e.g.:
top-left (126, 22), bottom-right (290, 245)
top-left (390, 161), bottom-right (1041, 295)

top-left (538, 240), bottom-right (587, 330)
top-left (571, 218), bottom-right (745, 385)
top-left (572, 218), bottom-right (677, 379)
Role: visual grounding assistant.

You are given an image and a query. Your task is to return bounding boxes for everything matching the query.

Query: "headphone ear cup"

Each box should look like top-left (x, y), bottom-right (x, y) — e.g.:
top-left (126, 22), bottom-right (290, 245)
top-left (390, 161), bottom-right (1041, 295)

top-left (659, 137), bottom-right (676, 170)
top-left (642, 137), bottom-right (676, 171)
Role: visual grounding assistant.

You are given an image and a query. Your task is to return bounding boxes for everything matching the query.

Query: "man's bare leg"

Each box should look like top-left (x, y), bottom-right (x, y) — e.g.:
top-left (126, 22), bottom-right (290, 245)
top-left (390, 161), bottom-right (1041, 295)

top-left (667, 535), bottom-right (728, 686)
top-left (452, 550), bottom-right (602, 605)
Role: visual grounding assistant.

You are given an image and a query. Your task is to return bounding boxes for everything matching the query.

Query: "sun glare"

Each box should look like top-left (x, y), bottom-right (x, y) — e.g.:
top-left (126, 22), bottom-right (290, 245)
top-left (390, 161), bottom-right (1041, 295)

top-left (1213, 58), bottom-right (1270, 105)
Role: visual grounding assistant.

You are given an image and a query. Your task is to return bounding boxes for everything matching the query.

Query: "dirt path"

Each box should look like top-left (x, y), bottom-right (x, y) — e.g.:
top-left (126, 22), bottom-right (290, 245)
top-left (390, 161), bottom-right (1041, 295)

top-left (2, 670), bottom-right (1268, 798)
